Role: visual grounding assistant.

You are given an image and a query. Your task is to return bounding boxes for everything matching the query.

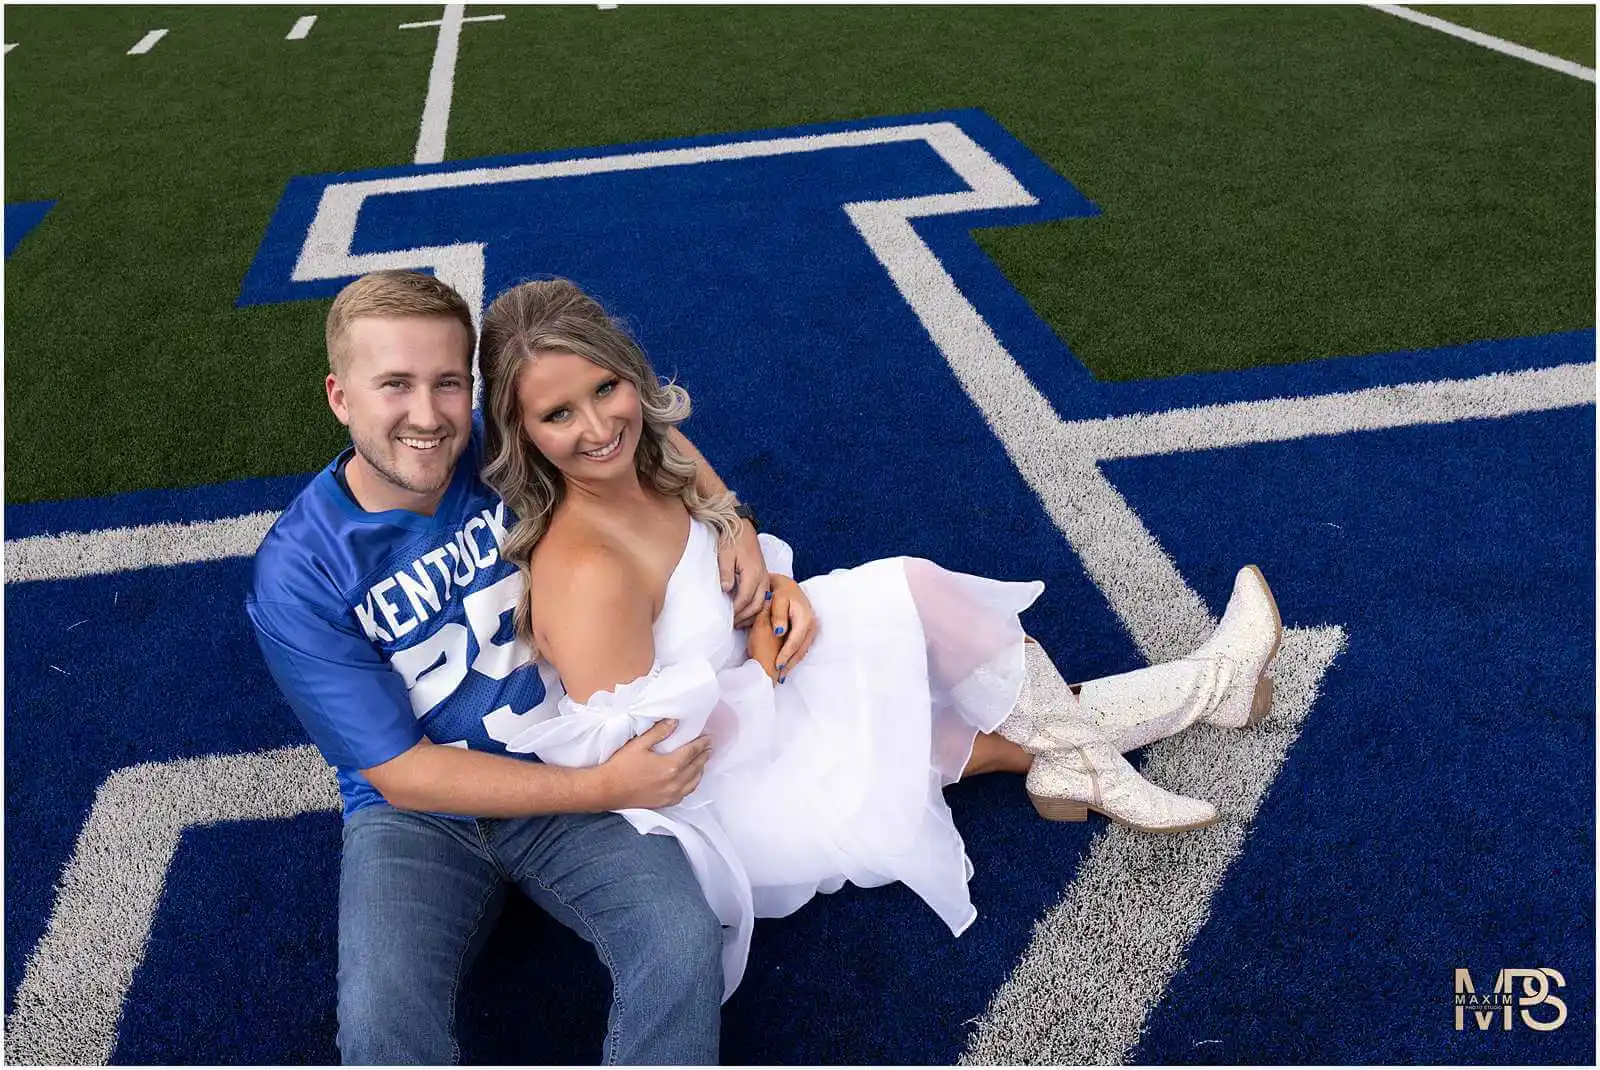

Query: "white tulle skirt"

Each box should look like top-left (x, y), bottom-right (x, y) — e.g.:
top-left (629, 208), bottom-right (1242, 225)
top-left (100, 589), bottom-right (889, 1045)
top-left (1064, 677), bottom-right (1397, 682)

top-left (716, 557), bottom-right (1043, 931)
top-left (506, 526), bottom-right (1044, 999)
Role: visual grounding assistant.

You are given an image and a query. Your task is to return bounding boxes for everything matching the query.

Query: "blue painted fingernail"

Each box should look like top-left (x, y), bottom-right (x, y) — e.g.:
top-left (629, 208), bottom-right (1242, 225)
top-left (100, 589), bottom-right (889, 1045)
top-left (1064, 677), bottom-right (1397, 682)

top-left (774, 625), bottom-right (786, 636)
top-left (764, 590), bottom-right (772, 601)
top-left (777, 663), bottom-right (786, 672)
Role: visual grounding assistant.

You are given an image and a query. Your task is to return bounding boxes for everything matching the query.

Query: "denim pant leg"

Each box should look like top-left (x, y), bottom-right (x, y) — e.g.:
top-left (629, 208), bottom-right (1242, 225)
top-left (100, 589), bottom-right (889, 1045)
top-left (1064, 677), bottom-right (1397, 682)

top-left (337, 806), bottom-right (507, 1065)
top-left (492, 812), bottom-right (724, 1066)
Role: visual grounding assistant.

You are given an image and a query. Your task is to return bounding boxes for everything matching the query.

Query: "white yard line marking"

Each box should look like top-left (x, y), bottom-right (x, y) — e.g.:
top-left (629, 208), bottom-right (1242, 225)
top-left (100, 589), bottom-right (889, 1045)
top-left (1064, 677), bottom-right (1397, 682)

top-left (4, 512), bottom-right (280, 583)
top-left (286, 15), bottom-right (317, 41)
top-left (5, 43), bottom-right (18, 54)
top-left (598, 4), bottom-right (618, 10)
top-left (1061, 362), bottom-right (1599, 462)
top-left (400, 13), bottom-right (504, 30)
top-left (3, 746), bottom-right (340, 1066)
top-left (1370, 4), bottom-right (1596, 83)
top-left (413, 4), bottom-right (465, 164)
top-left (126, 29), bottom-right (168, 55)
top-left (403, 6), bottom-right (506, 165)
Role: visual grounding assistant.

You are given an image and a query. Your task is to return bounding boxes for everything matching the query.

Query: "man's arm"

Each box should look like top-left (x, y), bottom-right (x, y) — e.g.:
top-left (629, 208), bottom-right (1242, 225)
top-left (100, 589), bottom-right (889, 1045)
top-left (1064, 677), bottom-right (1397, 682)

top-left (669, 427), bottom-right (771, 624)
top-left (363, 728), bottom-right (687, 816)
top-left (248, 593), bottom-right (696, 817)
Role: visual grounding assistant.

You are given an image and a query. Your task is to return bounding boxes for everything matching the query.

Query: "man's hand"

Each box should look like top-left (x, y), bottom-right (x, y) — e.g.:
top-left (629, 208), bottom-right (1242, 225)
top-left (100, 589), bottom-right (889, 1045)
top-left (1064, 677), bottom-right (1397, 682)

top-left (719, 519), bottom-right (772, 628)
top-left (591, 719), bottom-right (713, 809)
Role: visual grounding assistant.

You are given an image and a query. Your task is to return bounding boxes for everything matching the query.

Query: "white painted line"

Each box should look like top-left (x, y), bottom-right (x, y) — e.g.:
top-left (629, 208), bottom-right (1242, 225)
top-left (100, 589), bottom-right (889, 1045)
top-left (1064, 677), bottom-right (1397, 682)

top-left (1370, 4), bottom-right (1596, 83)
top-left (3, 745), bottom-right (340, 1065)
top-left (413, 4), bottom-right (465, 164)
top-left (286, 15), bottom-right (317, 41)
top-left (599, 4), bottom-right (618, 10)
top-left (1061, 362), bottom-right (1599, 462)
top-left (4, 512), bottom-right (279, 583)
top-left (962, 626), bottom-right (1347, 1066)
top-left (287, 122), bottom-right (1031, 367)
top-left (126, 29), bottom-right (168, 56)
top-left (5, 43), bottom-right (18, 54)
top-left (400, 13), bottom-right (504, 30)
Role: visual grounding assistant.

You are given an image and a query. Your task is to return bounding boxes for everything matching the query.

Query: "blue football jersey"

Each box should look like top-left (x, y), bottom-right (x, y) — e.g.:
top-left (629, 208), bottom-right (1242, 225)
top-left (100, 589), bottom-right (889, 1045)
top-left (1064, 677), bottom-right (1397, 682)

top-left (246, 416), bottom-right (561, 817)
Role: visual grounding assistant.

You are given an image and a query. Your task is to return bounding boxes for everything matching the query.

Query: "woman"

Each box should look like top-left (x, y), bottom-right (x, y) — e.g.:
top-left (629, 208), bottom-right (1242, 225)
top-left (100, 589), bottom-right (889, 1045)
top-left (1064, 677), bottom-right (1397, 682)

top-left (478, 279), bottom-right (1282, 998)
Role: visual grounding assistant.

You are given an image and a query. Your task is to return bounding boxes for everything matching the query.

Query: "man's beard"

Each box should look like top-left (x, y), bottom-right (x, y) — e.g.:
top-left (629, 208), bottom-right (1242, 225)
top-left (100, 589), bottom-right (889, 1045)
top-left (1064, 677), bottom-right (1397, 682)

top-left (351, 432), bottom-right (455, 497)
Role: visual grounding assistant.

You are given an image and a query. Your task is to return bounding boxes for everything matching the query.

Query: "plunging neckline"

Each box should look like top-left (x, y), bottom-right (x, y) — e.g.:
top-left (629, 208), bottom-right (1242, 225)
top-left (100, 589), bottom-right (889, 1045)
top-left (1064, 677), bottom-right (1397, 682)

top-left (659, 515), bottom-right (702, 614)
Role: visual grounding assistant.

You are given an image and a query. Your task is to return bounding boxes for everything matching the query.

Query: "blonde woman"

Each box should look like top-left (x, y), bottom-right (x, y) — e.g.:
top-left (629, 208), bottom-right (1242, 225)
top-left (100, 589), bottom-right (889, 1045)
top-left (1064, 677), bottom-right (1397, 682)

top-left (479, 279), bottom-right (1282, 997)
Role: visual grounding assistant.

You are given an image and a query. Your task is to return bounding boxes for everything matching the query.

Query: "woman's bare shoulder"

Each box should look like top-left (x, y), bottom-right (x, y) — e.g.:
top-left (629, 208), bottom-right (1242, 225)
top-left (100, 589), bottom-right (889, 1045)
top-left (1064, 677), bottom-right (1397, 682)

top-left (530, 515), bottom-right (626, 595)
top-left (527, 514), bottom-right (656, 699)
top-left (529, 517), bottom-right (641, 625)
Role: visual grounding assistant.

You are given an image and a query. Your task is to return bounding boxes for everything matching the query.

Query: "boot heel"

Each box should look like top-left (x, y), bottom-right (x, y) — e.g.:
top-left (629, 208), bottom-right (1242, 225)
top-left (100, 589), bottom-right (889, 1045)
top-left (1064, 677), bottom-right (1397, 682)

top-left (1029, 792), bottom-right (1089, 822)
top-left (1246, 675), bottom-right (1274, 726)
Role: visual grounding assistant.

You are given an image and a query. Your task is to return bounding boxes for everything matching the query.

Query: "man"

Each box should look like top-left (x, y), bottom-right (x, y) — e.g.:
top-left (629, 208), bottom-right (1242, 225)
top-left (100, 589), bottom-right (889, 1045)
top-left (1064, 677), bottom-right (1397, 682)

top-left (246, 270), bottom-right (771, 1064)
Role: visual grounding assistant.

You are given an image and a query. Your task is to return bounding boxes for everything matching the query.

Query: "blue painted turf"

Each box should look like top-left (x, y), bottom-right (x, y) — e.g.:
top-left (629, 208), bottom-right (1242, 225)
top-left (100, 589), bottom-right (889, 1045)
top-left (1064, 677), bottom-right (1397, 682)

top-left (4, 111), bottom-right (1592, 1062)
top-left (4, 199), bottom-right (55, 258)
top-left (1115, 407), bottom-right (1594, 1065)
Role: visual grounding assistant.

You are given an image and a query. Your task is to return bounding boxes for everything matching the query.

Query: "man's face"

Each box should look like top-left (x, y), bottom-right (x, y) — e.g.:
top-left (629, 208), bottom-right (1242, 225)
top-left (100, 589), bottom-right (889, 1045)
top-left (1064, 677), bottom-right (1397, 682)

top-left (326, 315), bottom-right (474, 515)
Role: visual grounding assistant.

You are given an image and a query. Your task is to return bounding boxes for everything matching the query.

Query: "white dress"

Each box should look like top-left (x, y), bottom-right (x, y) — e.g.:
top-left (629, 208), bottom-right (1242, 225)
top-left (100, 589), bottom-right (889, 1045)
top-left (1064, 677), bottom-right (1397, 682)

top-left (504, 519), bottom-right (1044, 1000)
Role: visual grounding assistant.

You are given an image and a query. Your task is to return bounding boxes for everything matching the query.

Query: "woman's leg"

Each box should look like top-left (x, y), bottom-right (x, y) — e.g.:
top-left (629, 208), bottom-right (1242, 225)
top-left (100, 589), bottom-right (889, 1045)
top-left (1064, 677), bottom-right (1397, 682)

top-left (961, 732), bottom-right (1033, 777)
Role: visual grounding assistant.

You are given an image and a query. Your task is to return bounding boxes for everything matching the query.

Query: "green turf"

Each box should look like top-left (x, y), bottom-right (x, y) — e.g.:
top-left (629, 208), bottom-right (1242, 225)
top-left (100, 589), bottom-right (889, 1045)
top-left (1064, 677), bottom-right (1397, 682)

top-left (3, 6), bottom-right (1595, 504)
top-left (1417, 4), bottom-right (1595, 66)
top-left (4, 6), bottom-right (434, 503)
top-left (449, 5), bottom-right (1594, 382)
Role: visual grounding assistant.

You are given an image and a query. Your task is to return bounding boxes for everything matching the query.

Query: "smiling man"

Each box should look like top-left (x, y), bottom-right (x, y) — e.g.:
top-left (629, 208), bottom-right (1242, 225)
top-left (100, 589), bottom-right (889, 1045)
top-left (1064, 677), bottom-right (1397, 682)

top-left (246, 270), bottom-right (771, 1064)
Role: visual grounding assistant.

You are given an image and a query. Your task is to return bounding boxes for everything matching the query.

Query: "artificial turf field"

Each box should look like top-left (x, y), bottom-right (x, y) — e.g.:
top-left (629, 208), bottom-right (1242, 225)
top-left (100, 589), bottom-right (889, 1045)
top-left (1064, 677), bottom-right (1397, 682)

top-left (3, 4), bottom-right (1595, 1065)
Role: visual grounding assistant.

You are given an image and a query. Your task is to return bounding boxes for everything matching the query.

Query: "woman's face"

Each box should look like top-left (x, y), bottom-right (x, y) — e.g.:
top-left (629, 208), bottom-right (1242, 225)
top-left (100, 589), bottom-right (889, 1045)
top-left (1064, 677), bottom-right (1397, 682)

top-left (514, 349), bottom-right (644, 482)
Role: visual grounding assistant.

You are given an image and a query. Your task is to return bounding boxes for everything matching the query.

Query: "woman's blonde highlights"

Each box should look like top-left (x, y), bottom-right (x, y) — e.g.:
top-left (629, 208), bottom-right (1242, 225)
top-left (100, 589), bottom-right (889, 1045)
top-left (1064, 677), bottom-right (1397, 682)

top-left (478, 279), bottom-right (741, 649)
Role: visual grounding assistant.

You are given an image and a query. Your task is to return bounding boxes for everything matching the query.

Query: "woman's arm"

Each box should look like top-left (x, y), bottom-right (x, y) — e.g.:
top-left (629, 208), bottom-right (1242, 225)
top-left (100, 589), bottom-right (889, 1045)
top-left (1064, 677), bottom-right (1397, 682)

top-left (535, 544), bottom-right (656, 704)
top-left (528, 544), bottom-right (715, 806)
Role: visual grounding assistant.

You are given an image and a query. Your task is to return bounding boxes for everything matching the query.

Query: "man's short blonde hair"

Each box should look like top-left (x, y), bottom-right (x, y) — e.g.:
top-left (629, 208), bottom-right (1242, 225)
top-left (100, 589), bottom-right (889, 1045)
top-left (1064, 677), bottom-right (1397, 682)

top-left (325, 270), bottom-right (475, 375)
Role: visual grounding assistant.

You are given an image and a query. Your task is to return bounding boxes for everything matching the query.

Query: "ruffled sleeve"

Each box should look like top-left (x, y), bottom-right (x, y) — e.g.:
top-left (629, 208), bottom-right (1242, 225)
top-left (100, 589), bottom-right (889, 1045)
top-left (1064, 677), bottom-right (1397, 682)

top-left (502, 659), bottom-right (720, 767)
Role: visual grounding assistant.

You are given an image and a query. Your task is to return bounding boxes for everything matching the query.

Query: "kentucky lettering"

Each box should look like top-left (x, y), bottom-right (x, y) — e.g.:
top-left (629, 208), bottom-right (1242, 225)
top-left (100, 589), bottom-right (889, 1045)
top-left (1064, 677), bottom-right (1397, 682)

top-left (353, 504), bottom-right (510, 642)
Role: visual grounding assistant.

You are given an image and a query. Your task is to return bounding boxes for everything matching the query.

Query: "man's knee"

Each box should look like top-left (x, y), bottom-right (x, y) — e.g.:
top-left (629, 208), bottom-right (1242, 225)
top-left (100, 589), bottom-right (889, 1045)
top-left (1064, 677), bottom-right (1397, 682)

top-left (337, 967), bottom-right (457, 1065)
top-left (618, 888), bottom-right (724, 999)
top-left (654, 898), bottom-right (724, 980)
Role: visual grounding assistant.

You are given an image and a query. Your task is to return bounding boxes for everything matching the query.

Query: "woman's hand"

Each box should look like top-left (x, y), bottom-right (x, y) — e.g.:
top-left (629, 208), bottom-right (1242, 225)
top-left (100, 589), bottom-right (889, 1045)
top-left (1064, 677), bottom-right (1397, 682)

top-left (747, 602), bottom-right (781, 682)
top-left (719, 518), bottom-right (772, 628)
top-left (767, 575), bottom-right (817, 683)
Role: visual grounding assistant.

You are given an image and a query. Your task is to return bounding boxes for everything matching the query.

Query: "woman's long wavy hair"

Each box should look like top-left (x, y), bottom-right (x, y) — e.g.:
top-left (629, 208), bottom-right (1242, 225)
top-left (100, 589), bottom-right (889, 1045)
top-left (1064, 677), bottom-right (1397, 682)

top-left (479, 279), bottom-right (741, 648)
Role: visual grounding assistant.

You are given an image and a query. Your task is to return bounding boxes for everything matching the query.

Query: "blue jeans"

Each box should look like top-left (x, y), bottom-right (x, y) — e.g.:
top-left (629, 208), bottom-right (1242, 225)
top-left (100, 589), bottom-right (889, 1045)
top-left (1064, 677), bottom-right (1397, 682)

top-left (336, 806), bottom-right (723, 1065)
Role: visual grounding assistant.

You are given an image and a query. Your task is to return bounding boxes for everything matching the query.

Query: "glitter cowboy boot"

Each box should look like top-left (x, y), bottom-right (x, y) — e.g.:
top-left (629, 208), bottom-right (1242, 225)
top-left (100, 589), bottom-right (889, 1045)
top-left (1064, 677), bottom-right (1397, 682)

top-left (1008, 566), bottom-right (1285, 754)
top-left (1190, 565), bottom-right (1284, 730)
top-left (1024, 714), bottom-right (1220, 833)
top-left (1001, 639), bottom-right (1227, 755)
